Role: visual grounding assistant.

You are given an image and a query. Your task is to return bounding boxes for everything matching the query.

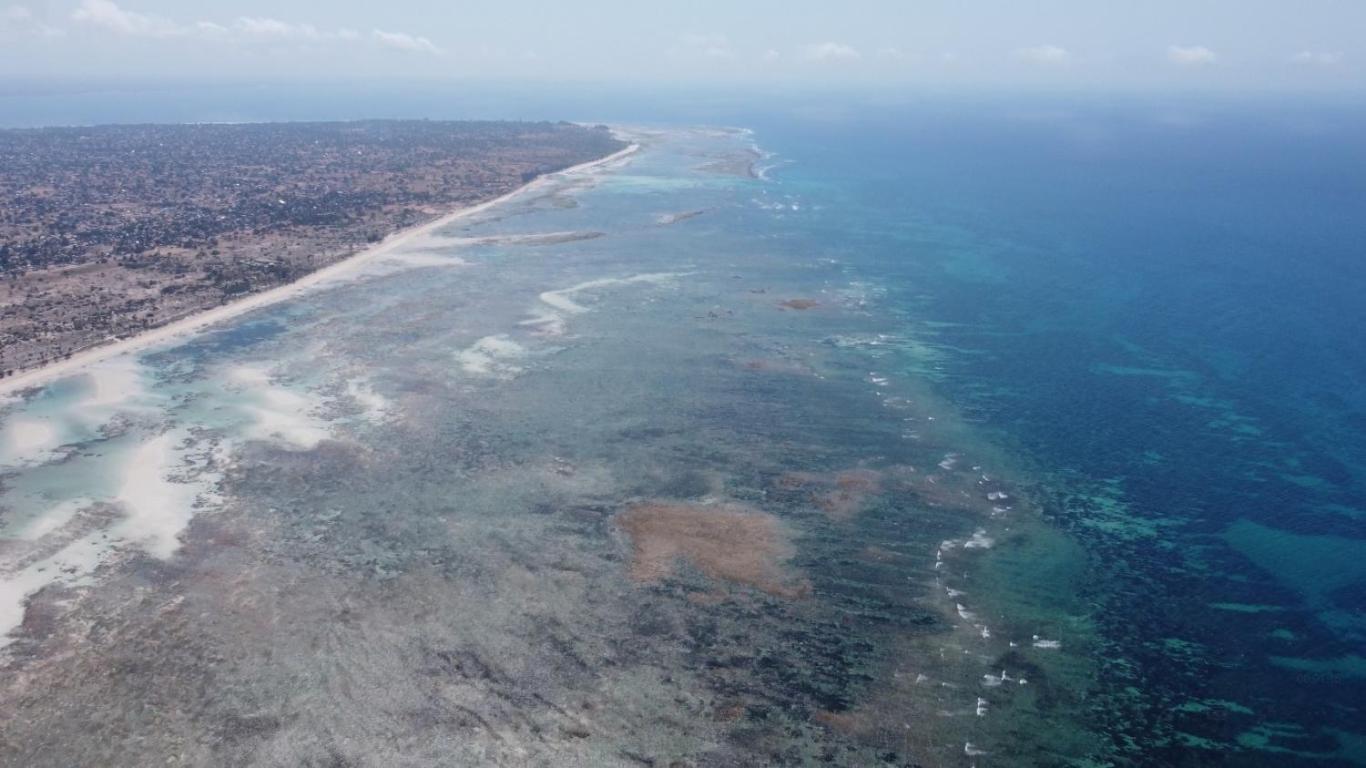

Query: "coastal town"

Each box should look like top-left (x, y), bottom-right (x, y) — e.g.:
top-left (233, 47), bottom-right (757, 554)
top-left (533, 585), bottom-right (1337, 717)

top-left (0, 120), bottom-right (624, 376)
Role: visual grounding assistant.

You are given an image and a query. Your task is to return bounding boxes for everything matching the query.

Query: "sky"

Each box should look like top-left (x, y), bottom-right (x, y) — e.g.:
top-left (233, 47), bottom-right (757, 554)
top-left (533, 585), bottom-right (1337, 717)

top-left (1, 0), bottom-right (1363, 91)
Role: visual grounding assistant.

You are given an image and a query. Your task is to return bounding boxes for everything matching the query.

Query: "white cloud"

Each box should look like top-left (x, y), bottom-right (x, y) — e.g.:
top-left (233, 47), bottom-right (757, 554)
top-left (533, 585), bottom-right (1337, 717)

top-left (235, 17), bottom-right (306, 40)
top-left (1016, 44), bottom-right (1071, 65)
top-left (193, 20), bottom-right (228, 36)
top-left (677, 32), bottom-right (733, 60)
top-left (71, 0), bottom-right (181, 37)
top-left (372, 29), bottom-right (442, 55)
top-left (1290, 50), bottom-right (1343, 66)
top-left (65, 1), bottom-right (444, 55)
top-left (762, 48), bottom-right (781, 61)
top-left (1167, 45), bottom-right (1217, 66)
top-left (876, 46), bottom-right (904, 60)
top-left (805, 42), bottom-right (861, 61)
top-left (2, 3), bottom-right (63, 36)
top-left (679, 32), bottom-right (726, 49)
top-left (233, 17), bottom-right (326, 42)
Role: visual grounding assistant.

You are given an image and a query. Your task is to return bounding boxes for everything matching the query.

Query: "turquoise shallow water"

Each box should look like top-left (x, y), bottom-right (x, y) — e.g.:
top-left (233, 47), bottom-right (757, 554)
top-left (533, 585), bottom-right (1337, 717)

top-left (1, 101), bottom-right (1364, 766)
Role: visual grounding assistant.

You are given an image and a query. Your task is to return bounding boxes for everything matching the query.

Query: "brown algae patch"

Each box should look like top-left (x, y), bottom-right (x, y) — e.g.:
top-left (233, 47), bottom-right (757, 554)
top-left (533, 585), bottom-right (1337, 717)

top-left (616, 502), bottom-right (810, 599)
top-left (775, 468), bottom-right (885, 522)
top-left (815, 471), bottom-right (883, 522)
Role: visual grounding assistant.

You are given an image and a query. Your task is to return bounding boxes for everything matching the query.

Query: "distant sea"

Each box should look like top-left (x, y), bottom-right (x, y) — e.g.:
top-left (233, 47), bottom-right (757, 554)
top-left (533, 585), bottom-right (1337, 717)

top-left (747, 97), bottom-right (1366, 763)
top-left (1, 84), bottom-right (1363, 765)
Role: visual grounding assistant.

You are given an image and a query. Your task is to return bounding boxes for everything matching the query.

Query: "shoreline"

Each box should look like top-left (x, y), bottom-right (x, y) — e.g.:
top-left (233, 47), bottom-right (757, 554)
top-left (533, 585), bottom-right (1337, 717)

top-left (0, 141), bottom-right (640, 400)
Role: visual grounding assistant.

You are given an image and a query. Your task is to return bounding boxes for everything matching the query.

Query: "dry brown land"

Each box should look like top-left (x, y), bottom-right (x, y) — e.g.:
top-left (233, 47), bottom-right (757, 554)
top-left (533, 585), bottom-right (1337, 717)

top-left (0, 120), bottom-right (624, 375)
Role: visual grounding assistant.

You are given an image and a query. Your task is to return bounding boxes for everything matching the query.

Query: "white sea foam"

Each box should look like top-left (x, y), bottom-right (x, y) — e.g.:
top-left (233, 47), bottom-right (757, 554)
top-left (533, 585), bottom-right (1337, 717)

top-left (0, 362), bottom-right (177, 647)
top-left (520, 309), bottom-right (569, 337)
top-left (111, 432), bottom-right (204, 559)
top-left (754, 160), bottom-right (789, 182)
top-left (0, 416), bottom-right (62, 467)
top-left (524, 272), bottom-right (683, 337)
top-left (346, 379), bottom-right (391, 423)
top-left (539, 287), bottom-right (592, 315)
top-left (79, 356), bottom-right (145, 411)
top-left (10, 497), bottom-right (91, 541)
top-left (229, 365), bottom-right (331, 450)
top-left (545, 274), bottom-right (673, 313)
top-left (0, 528), bottom-right (110, 647)
top-left (1, 358), bottom-right (338, 647)
top-left (353, 250), bottom-right (470, 279)
top-left (0, 144), bottom-right (648, 649)
top-left (0, 427), bottom-right (227, 648)
top-left (964, 529), bottom-right (995, 549)
top-left (0, 357), bottom-right (155, 468)
top-left (1032, 636), bottom-right (1062, 649)
top-left (456, 335), bottom-right (527, 378)
top-left (421, 231), bottom-right (601, 249)
top-left (654, 211), bottom-right (707, 226)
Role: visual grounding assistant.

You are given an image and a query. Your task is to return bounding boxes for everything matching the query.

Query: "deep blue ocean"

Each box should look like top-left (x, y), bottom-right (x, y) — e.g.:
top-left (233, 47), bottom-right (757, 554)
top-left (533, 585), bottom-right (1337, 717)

top-left (755, 99), bottom-right (1366, 763)
top-left (738, 98), bottom-right (1366, 763)
top-left (2, 84), bottom-right (1364, 764)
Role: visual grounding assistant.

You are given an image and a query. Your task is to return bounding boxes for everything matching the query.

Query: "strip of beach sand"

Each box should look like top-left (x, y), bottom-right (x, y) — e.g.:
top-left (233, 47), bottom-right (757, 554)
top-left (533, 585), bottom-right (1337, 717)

top-left (0, 142), bottom-right (640, 400)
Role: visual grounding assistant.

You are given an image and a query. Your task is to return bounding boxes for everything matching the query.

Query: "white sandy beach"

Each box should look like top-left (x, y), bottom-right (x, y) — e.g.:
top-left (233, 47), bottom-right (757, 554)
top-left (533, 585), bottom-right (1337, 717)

top-left (0, 142), bottom-right (640, 401)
